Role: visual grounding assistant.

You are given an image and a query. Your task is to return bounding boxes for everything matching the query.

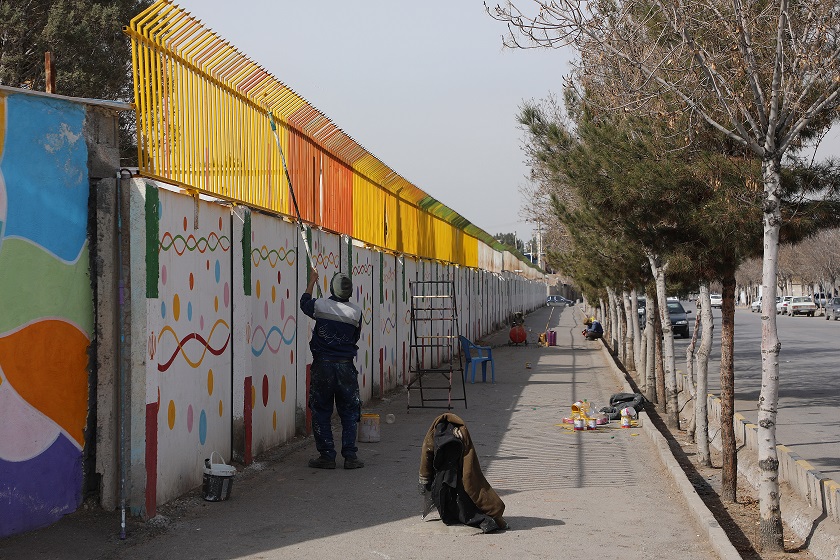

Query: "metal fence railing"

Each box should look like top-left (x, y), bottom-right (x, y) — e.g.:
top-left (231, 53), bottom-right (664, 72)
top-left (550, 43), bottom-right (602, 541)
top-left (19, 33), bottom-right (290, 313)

top-left (125, 0), bottom-right (542, 276)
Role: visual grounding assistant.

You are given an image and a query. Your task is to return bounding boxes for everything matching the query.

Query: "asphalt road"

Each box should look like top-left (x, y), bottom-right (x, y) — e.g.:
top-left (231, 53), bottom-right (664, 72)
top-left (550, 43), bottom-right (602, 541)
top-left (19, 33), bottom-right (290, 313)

top-left (671, 302), bottom-right (840, 481)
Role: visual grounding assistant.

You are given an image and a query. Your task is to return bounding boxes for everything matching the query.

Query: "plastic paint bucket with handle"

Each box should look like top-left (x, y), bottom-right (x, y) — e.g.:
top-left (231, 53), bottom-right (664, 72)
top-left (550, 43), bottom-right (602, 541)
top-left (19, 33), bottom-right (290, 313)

top-left (358, 413), bottom-right (381, 442)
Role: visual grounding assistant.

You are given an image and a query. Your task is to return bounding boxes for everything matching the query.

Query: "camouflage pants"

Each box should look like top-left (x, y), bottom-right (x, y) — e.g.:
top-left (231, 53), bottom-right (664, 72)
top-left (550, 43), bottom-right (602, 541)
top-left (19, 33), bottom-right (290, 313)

top-left (308, 359), bottom-right (362, 460)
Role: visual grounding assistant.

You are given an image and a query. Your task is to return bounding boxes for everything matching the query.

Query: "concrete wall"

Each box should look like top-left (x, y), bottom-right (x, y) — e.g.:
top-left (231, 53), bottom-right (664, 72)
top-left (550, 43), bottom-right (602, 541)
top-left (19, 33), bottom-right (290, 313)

top-left (130, 182), bottom-right (547, 515)
top-left (0, 90), bottom-right (120, 537)
top-left (0, 87), bottom-right (547, 534)
top-left (143, 189), bottom-right (234, 511)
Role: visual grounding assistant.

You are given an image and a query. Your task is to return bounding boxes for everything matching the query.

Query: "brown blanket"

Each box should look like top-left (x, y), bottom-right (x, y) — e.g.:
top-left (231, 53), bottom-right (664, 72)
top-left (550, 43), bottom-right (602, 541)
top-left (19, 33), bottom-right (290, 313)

top-left (419, 412), bottom-right (506, 527)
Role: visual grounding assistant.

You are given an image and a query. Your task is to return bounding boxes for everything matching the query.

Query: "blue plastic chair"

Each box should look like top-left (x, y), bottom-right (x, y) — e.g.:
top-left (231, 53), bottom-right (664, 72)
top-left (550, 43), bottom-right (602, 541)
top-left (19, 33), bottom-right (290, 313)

top-left (458, 335), bottom-right (495, 384)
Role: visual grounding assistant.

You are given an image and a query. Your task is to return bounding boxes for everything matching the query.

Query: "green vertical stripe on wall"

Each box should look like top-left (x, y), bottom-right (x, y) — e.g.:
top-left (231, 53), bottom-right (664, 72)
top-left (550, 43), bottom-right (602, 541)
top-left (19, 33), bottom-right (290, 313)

top-left (347, 240), bottom-right (353, 277)
top-left (306, 226), bottom-right (313, 283)
top-left (379, 252), bottom-right (384, 304)
top-left (242, 210), bottom-right (251, 295)
top-left (402, 260), bottom-right (406, 302)
top-left (145, 184), bottom-right (159, 298)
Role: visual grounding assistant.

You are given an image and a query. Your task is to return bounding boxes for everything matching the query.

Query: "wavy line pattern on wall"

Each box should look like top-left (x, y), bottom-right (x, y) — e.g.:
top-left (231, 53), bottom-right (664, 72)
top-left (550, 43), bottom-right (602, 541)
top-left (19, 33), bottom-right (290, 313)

top-left (157, 320), bottom-right (232, 371)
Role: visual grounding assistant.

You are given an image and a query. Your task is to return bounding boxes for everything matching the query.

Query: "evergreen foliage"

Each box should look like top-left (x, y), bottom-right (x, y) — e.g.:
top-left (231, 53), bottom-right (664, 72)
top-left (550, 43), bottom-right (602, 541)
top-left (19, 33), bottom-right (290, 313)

top-left (0, 0), bottom-right (153, 164)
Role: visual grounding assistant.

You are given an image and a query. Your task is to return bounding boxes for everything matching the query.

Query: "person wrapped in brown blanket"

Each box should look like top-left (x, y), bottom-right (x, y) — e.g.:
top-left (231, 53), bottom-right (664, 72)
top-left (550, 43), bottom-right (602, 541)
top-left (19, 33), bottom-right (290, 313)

top-left (418, 413), bottom-right (507, 532)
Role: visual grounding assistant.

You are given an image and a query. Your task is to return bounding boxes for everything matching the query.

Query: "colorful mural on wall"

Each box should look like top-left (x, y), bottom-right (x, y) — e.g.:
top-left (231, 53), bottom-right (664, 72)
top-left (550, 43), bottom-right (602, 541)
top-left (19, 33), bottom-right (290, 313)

top-left (242, 211), bottom-right (299, 456)
top-left (352, 245), bottom-right (374, 402)
top-left (0, 93), bottom-right (93, 537)
top-left (397, 257), bottom-right (416, 386)
top-left (146, 189), bottom-right (232, 509)
top-left (374, 253), bottom-right (398, 396)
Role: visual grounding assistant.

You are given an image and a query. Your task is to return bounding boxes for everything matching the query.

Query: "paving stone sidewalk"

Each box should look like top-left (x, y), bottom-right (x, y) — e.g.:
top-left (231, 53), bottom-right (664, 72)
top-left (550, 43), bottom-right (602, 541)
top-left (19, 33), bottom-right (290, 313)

top-left (0, 304), bottom-right (731, 560)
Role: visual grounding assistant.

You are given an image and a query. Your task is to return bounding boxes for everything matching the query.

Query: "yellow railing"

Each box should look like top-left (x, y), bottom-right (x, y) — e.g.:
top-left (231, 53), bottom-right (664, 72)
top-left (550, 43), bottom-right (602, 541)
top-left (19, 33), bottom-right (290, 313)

top-left (125, 0), bottom-right (535, 272)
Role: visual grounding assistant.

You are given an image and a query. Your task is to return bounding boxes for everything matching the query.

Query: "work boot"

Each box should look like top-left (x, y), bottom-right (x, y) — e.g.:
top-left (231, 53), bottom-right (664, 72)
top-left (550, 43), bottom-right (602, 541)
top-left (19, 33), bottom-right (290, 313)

top-left (343, 456), bottom-right (364, 469)
top-left (308, 455), bottom-right (336, 469)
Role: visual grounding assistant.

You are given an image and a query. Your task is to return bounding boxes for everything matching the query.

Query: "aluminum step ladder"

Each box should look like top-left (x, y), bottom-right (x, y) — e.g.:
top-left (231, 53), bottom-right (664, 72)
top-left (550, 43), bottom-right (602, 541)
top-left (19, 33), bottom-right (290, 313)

top-left (406, 280), bottom-right (466, 411)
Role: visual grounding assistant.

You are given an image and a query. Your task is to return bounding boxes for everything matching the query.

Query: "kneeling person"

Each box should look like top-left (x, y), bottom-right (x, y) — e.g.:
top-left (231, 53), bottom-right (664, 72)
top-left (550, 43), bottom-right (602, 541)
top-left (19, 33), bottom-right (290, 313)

top-left (582, 317), bottom-right (603, 340)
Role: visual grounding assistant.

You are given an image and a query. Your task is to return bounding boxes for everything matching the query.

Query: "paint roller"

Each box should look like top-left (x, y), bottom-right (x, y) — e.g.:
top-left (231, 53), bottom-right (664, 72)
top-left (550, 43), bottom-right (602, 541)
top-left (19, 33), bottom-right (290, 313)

top-left (264, 102), bottom-right (322, 296)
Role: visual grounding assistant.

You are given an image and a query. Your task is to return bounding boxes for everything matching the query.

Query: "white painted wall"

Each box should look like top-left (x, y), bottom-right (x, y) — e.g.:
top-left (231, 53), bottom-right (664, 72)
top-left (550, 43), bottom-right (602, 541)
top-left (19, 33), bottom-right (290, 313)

top-left (133, 184), bottom-right (547, 512)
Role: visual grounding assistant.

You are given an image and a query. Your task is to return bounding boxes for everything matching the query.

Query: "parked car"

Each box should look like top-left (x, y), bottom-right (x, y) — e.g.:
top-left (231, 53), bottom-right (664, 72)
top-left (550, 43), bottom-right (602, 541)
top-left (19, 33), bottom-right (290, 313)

top-left (637, 297), bottom-right (647, 326)
top-left (709, 293), bottom-right (723, 308)
top-left (750, 296), bottom-right (762, 312)
top-left (666, 300), bottom-right (691, 338)
top-left (776, 295), bottom-right (793, 314)
top-left (788, 296), bottom-right (817, 316)
top-left (826, 297), bottom-right (840, 320)
top-left (545, 295), bottom-right (567, 307)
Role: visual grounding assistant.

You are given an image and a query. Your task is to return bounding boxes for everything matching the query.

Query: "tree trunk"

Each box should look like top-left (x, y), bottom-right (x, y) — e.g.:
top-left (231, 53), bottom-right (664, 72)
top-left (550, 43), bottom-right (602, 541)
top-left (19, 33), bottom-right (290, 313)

top-left (616, 290), bottom-right (625, 361)
top-left (758, 157), bottom-right (785, 550)
top-left (684, 305), bottom-right (700, 439)
top-left (623, 290), bottom-right (636, 371)
top-left (648, 253), bottom-right (679, 427)
top-left (652, 294), bottom-right (665, 408)
top-left (639, 327), bottom-right (648, 391)
top-left (696, 284), bottom-right (713, 467)
top-left (607, 288), bottom-right (621, 359)
top-left (720, 272), bottom-right (738, 502)
top-left (645, 310), bottom-right (656, 403)
top-left (631, 287), bottom-right (643, 373)
top-left (599, 297), bottom-right (607, 341)
top-left (608, 288), bottom-right (620, 356)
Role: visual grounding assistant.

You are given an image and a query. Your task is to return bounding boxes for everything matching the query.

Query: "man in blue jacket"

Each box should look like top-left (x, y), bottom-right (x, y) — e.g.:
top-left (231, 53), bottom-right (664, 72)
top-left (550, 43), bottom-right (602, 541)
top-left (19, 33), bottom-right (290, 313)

top-left (300, 269), bottom-right (365, 470)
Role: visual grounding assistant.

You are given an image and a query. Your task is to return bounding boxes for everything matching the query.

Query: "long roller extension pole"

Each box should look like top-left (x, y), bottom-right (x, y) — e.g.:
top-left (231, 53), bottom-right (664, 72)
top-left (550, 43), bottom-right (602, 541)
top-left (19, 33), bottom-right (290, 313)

top-left (266, 107), bottom-right (322, 295)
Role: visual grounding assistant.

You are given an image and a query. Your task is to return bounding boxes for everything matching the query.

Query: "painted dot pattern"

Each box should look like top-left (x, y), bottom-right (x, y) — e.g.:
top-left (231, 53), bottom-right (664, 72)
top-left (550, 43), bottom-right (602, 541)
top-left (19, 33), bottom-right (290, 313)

top-left (155, 200), bottom-right (232, 483)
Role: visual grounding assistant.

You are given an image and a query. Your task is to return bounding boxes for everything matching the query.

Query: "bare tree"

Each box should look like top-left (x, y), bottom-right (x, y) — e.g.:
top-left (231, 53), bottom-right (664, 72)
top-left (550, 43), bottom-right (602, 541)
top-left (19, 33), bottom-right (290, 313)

top-left (695, 285), bottom-right (714, 466)
top-left (777, 244), bottom-right (798, 295)
top-left (735, 257), bottom-right (762, 302)
top-left (816, 229), bottom-right (840, 293)
top-left (489, 0), bottom-right (840, 548)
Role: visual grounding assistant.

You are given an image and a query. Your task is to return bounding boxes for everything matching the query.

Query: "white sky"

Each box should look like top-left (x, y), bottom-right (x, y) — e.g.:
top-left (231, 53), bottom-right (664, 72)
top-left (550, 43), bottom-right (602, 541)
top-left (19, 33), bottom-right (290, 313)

top-left (172, 0), bottom-right (573, 243)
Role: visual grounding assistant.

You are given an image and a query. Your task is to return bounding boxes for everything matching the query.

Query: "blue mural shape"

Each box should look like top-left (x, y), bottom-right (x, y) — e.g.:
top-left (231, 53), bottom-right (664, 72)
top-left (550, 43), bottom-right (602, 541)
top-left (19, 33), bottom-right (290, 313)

top-left (2, 94), bottom-right (88, 262)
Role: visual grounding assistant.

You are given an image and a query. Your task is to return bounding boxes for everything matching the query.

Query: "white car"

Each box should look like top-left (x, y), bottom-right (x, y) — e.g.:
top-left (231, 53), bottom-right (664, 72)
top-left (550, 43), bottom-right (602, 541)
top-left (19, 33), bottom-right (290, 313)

top-left (709, 293), bottom-right (723, 308)
top-left (750, 296), bottom-right (762, 312)
top-left (788, 296), bottom-right (817, 317)
top-left (776, 295), bottom-right (793, 314)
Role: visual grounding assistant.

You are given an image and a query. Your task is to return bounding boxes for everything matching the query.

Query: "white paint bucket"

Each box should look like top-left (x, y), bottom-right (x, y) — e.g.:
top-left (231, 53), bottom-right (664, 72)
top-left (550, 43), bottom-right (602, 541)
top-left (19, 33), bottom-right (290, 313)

top-left (573, 418), bottom-right (585, 431)
top-left (358, 413), bottom-right (381, 442)
top-left (202, 451), bottom-right (236, 502)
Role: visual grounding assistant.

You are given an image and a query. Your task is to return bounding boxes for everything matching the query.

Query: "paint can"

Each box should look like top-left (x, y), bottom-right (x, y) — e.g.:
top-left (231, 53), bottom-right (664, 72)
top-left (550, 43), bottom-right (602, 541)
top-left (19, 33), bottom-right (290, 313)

top-left (620, 407), bottom-right (635, 428)
top-left (587, 418), bottom-right (597, 430)
top-left (358, 413), bottom-right (381, 442)
top-left (573, 418), bottom-right (585, 431)
top-left (202, 451), bottom-right (236, 502)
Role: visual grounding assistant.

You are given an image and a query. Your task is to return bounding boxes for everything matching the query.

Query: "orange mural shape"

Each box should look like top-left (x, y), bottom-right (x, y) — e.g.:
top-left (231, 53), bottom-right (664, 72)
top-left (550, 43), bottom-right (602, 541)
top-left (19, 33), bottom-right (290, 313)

top-left (0, 319), bottom-right (90, 447)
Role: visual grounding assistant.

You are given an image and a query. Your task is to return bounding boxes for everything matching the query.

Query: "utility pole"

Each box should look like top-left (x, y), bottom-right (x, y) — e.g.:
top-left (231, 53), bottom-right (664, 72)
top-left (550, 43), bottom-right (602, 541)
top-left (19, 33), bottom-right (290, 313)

top-left (537, 221), bottom-right (543, 270)
top-left (45, 52), bottom-right (55, 94)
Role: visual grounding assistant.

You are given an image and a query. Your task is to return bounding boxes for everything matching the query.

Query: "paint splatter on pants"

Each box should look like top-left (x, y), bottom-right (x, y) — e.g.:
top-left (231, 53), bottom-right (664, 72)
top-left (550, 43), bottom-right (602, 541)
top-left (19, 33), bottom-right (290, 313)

top-left (308, 359), bottom-right (362, 461)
